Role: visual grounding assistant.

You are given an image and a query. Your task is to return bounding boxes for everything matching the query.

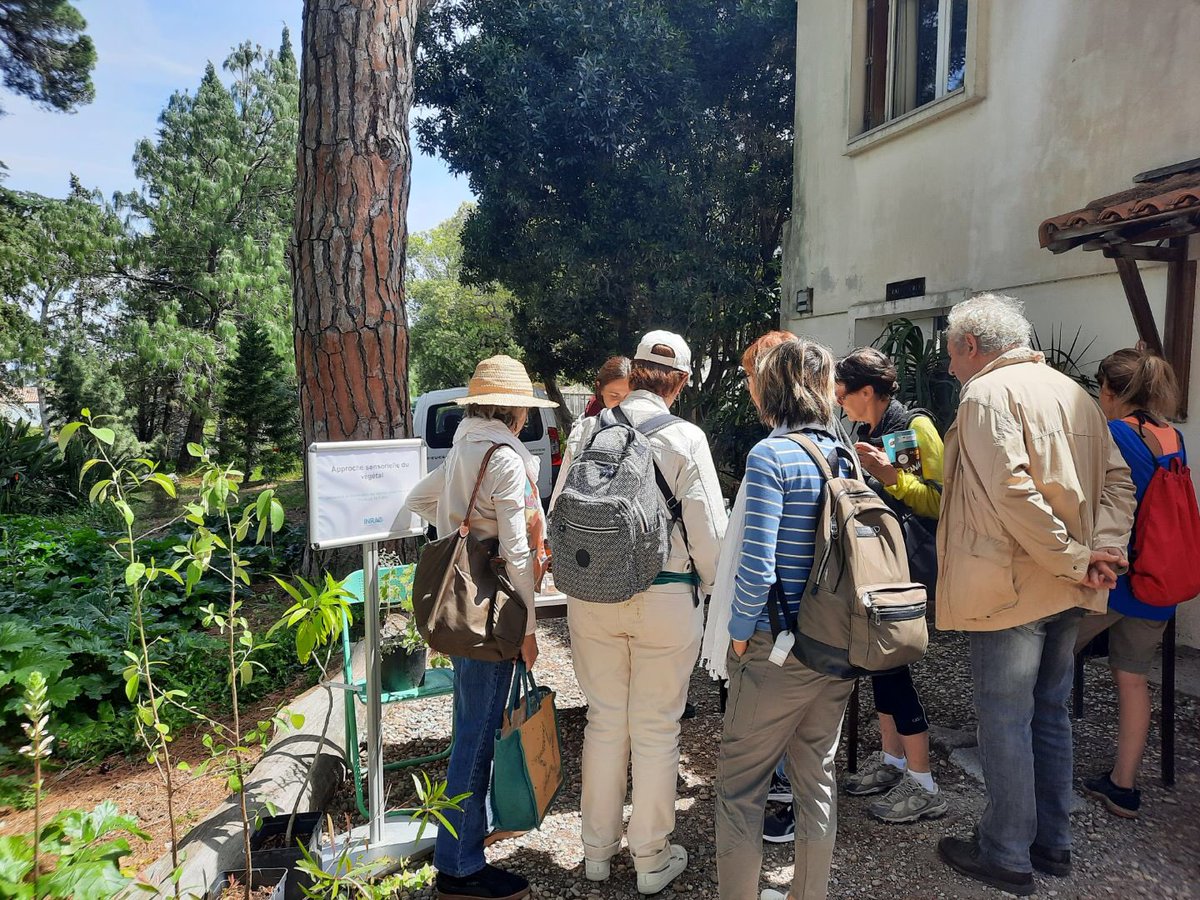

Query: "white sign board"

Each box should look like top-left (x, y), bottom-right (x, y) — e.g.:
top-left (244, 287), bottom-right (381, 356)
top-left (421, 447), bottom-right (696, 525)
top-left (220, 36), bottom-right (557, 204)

top-left (307, 439), bottom-right (427, 550)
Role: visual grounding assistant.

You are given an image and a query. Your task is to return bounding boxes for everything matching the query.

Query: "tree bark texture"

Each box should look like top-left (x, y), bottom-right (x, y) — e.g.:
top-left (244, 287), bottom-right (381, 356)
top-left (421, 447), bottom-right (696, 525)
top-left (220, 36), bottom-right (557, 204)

top-left (293, 0), bottom-right (428, 449)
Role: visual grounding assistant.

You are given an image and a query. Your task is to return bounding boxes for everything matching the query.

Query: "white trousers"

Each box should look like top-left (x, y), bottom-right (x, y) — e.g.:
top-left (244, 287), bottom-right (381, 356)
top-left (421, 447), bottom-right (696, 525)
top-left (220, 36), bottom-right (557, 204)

top-left (567, 586), bottom-right (702, 873)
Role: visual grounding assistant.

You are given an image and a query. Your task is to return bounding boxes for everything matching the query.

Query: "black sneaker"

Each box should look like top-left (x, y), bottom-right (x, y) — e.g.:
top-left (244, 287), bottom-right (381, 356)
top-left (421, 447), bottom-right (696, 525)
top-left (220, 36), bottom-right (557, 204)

top-left (768, 769), bottom-right (792, 802)
top-left (937, 836), bottom-right (1033, 897)
top-left (1083, 770), bottom-right (1140, 819)
top-left (763, 802), bottom-right (795, 843)
top-left (437, 864), bottom-right (530, 900)
top-left (1030, 843), bottom-right (1072, 877)
top-left (681, 701), bottom-right (697, 720)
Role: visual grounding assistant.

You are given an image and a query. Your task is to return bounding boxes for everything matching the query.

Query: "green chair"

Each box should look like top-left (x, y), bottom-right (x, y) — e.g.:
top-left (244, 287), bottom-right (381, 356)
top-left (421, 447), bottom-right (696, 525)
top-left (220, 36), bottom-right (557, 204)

top-left (340, 565), bottom-right (456, 819)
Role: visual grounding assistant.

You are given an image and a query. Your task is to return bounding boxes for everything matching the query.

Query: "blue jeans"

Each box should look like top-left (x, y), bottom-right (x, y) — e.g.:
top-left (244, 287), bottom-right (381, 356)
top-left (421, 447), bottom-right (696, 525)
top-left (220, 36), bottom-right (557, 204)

top-left (969, 610), bottom-right (1081, 873)
top-left (434, 656), bottom-right (515, 877)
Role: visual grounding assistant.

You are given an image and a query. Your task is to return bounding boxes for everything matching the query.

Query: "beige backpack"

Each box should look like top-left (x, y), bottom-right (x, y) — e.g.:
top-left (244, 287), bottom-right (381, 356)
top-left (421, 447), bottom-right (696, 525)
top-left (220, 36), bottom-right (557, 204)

top-left (771, 432), bottom-right (928, 678)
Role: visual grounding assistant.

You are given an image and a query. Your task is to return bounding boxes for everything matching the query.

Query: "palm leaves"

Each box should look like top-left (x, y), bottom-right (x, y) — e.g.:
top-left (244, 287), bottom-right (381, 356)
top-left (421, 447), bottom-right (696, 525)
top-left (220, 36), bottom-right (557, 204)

top-left (871, 318), bottom-right (960, 432)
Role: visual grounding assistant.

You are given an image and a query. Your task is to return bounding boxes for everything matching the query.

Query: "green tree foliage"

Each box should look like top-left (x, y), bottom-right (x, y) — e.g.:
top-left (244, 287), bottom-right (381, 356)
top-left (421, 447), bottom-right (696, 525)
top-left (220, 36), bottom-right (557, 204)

top-left (118, 31), bottom-right (298, 465)
top-left (0, 179), bottom-right (123, 400)
top-left (417, 0), bottom-right (795, 428)
top-left (0, 0), bottom-right (96, 115)
top-left (408, 204), bottom-right (522, 394)
top-left (217, 318), bottom-right (300, 479)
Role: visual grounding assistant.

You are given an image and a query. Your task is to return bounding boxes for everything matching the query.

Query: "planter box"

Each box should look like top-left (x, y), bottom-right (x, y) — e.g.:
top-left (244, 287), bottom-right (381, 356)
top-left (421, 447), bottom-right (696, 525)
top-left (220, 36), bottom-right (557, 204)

top-left (208, 867), bottom-right (287, 900)
top-left (249, 813), bottom-right (323, 900)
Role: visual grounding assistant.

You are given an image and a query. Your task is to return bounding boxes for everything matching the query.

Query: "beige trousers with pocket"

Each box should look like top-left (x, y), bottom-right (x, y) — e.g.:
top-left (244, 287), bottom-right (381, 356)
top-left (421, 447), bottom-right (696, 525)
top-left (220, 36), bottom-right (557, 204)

top-left (567, 585), bottom-right (702, 873)
top-left (715, 631), bottom-right (855, 900)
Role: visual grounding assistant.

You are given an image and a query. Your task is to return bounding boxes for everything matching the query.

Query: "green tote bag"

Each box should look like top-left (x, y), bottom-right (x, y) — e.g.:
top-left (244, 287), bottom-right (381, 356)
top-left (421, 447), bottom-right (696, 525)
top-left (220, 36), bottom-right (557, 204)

top-left (490, 661), bottom-right (564, 831)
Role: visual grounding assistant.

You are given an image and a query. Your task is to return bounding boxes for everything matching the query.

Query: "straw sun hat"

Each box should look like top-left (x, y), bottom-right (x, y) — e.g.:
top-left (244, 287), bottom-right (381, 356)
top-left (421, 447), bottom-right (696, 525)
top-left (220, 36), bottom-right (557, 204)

top-left (455, 355), bottom-right (558, 408)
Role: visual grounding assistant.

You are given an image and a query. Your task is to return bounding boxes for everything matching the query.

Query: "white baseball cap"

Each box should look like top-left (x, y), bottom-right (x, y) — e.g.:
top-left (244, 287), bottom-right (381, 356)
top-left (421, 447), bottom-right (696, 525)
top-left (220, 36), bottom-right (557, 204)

top-left (634, 330), bottom-right (692, 375)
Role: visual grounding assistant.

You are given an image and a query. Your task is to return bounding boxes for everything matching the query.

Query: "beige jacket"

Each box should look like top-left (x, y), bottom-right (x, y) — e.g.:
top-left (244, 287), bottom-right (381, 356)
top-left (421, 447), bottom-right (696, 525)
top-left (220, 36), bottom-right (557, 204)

top-left (404, 417), bottom-right (539, 635)
top-left (936, 348), bottom-right (1136, 632)
top-left (550, 390), bottom-right (728, 596)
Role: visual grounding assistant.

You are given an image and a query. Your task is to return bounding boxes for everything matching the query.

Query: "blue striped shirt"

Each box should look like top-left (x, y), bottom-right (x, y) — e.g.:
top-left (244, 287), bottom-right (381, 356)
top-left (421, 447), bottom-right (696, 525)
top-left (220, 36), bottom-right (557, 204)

top-left (730, 433), bottom-right (850, 640)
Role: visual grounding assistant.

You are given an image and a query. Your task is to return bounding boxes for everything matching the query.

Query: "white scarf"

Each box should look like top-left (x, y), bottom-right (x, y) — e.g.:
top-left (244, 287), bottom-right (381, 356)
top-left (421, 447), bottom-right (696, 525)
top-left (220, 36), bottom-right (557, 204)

top-left (700, 478), bottom-right (748, 682)
top-left (699, 420), bottom-right (856, 683)
top-left (452, 414), bottom-right (542, 487)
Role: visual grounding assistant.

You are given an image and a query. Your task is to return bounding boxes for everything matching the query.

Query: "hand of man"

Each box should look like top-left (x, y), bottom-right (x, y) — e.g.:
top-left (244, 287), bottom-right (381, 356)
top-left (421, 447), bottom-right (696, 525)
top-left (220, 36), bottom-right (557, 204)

top-left (521, 633), bottom-right (539, 669)
top-left (731, 638), bottom-right (749, 658)
top-left (1080, 548), bottom-right (1126, 589)
top-left (854, 442), bottom-right (899, 487)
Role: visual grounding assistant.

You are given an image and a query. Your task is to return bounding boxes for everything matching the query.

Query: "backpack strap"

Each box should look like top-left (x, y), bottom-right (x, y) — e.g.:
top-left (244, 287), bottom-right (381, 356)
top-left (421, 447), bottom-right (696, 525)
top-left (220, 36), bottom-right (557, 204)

top-left (458, 443), bottom-right (507, 537)
top-left (609, 407), bottom-right (686, 520)
top-left (633, 412), bottom-right (687, 521)
top-left (784, 432), bottom-right (857, 482)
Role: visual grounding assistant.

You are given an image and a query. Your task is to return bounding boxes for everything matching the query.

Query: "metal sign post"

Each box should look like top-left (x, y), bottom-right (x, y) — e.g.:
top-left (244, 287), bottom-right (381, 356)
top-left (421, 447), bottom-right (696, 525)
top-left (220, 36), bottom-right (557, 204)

top-left (306, 439), bottom-right (426, 859)
top-left (362, 540), bottom-right (384, 843)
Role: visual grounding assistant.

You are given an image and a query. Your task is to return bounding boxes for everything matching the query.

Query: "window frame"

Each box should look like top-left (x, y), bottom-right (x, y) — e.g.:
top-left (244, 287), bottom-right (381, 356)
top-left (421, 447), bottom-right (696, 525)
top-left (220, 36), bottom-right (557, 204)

top-left (848, 0), bottom-right (985, 154)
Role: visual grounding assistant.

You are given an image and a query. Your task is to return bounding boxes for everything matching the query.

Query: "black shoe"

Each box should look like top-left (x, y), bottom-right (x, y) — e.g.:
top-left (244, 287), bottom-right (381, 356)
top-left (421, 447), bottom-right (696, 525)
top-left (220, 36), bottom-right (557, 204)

top-left (768, 770), bottom-right (792, 803)
top-left (1083, 770), bottom-right (1140, 819)
top-left (437, 864), bottom-right (530, 900)
top-left (937, 836), bottom-right (1033, 897)
top-left (681, 700), bottom-right (697, 719)
top-left (763, 802), bottom-right (795, 843)
top-left (1030, 842), bottom-right (1071, 877)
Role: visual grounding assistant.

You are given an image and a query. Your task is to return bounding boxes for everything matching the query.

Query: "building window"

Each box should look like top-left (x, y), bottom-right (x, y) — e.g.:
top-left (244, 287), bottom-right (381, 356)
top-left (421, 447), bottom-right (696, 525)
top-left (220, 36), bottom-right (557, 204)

top-left (862, 0), bottom-right (968, 132)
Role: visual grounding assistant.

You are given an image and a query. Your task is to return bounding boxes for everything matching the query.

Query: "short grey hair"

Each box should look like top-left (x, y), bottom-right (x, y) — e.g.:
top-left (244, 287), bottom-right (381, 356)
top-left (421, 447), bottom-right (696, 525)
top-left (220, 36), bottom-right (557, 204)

top-left (947, 292), bottom-right (1032, 354)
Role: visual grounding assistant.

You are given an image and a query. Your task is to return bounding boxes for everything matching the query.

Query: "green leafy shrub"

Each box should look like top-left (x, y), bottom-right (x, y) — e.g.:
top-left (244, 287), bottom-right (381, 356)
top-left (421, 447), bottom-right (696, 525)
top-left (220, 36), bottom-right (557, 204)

top-left (0, 514), bottom-right (309, 760)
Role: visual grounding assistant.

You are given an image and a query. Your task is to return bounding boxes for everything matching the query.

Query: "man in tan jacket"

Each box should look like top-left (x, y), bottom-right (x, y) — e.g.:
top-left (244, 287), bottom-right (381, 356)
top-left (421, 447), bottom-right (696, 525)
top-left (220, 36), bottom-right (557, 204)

top-left (934, 294), bottom-right (1136, 897)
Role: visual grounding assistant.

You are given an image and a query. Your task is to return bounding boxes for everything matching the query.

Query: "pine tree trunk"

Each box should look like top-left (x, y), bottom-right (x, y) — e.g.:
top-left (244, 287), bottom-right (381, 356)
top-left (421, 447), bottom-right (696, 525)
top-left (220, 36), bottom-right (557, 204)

top-left (293, 0), bottom-right (426, 453)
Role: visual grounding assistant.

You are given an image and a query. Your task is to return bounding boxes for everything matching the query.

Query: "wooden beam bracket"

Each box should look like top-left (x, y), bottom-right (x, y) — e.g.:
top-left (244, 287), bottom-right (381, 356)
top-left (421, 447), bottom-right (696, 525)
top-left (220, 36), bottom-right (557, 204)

top-left (1103, 244), bottom-right (1186, 264)
top-left (1112, 256), bottom-right (1164, 355)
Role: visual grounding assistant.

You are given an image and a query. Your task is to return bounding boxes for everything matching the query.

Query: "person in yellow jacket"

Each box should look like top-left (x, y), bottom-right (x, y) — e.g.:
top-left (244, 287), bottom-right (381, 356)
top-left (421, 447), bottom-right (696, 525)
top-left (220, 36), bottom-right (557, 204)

top-left (834, 347), bottom-right (948, 824)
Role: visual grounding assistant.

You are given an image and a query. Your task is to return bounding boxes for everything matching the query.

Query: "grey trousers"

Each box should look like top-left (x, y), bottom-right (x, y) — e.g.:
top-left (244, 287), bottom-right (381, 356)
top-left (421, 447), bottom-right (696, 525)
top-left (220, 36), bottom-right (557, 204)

top-left (715, 631), bottom-right (855, 900)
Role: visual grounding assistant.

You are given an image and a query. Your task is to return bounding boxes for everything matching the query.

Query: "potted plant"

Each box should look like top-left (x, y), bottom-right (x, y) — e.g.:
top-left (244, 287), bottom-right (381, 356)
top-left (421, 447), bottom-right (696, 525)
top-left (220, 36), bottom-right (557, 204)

top-left (258, 571), bottom-right (356, 898)
top-left (295, 774), bottom-right (467, 899)
top-left (378, 558), bottom-right (429, 692)
top-left (173, 445), bottom-right (291, 900)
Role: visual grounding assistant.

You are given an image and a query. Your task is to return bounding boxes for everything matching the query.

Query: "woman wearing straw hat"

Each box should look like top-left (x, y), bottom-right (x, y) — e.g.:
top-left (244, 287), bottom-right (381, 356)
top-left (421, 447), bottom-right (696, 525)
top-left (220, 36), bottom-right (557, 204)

top-left (405, 355), bottom-right (556, 900)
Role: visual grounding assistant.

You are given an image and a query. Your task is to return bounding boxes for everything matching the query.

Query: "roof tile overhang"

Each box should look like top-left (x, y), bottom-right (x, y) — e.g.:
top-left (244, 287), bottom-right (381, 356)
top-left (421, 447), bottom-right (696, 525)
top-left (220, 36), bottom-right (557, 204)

top-left (1038, 169), bottom-right (1200, 253)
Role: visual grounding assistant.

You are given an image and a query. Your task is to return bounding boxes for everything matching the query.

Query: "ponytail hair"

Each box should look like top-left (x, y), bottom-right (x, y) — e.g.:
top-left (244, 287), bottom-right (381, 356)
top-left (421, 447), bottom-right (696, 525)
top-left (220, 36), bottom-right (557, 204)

top-left (1096, 348), bottom-right (1180, 419)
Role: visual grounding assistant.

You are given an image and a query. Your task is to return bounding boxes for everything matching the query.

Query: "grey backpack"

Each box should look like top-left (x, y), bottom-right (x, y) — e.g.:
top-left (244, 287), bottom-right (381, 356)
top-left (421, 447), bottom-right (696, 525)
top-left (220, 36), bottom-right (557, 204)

top-left (549, 408), bottom-right (684, 602)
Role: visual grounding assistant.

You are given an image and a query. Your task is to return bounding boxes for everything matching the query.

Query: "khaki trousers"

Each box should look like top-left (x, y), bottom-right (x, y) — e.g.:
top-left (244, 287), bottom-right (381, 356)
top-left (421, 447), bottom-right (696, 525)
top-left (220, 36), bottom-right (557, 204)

top-left (715, 631), bottom-right (855, 900)
top-left (567, 586), bottom-right (702, 873)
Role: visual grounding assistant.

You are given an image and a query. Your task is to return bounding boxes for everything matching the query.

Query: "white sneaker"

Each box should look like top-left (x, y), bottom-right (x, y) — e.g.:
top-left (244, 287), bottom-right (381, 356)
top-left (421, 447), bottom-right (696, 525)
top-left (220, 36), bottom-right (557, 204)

top-left (760, 891), bottom-right (788, 900)
top-left (584, 858), bottom-right (610, 882)
top-left (636, 844), bottom-right (687, 895)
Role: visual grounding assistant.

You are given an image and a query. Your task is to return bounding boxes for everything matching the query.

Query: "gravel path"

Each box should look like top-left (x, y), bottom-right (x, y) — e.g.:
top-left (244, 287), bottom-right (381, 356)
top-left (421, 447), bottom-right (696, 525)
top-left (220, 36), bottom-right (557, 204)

top-left (337, 620), bottom-right (1200, 899)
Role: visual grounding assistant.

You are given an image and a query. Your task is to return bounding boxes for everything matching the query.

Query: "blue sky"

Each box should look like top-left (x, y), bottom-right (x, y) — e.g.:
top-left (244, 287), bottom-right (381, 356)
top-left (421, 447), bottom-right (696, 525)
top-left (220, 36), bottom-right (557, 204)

top-left (0, 0), bottom-right (472, 234)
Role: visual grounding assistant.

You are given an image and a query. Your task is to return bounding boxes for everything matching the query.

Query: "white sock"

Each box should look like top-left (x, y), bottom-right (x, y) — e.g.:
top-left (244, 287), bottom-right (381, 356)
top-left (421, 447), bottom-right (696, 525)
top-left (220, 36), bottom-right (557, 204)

top-left (883, 751), bottom-right (907, 771)
top-left (907, 768), bottom-right (937, 793)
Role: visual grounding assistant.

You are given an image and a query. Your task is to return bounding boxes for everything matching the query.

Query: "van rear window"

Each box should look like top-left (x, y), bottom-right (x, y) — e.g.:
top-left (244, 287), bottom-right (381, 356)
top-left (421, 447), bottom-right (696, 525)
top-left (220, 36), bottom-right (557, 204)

top-left (425, 403), bottom-right (544, 450)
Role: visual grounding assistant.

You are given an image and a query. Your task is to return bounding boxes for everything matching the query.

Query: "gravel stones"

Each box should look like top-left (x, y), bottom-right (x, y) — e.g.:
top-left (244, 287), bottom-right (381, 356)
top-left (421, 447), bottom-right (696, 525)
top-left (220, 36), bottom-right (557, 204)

top-left (330, 621), bottom-right (1200, 898)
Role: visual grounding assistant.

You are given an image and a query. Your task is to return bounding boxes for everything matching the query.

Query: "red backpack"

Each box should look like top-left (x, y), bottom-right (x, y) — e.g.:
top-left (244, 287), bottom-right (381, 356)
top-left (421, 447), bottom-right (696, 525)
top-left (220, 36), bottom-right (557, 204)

top-left (1124, 416), bottom-right (1200, 607)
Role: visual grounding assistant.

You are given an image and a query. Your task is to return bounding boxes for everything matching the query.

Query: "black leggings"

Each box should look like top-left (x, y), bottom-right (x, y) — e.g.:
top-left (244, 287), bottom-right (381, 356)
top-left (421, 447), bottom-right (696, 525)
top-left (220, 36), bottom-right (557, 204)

top-left (870, 666), bottom-right (929, 736)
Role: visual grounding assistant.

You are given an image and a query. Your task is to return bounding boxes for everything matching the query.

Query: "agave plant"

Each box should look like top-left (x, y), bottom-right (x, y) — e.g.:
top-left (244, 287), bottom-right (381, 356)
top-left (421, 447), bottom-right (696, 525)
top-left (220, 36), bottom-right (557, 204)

top-left (871, 318), bottom-right (960, 432)
top-left (1033, 324), bottom-right (1098, 396)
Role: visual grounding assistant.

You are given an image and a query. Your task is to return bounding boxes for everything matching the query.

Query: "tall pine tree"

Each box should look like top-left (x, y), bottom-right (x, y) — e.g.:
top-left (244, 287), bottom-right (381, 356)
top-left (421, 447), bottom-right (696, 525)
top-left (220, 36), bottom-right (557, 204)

top-left (218, 319), bottom-right (299, 480)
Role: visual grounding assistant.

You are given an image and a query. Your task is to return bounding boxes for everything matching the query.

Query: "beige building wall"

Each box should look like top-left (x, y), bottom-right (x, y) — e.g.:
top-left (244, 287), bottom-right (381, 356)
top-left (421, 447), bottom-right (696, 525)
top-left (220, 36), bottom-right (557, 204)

top-left (782, 0), bottom-right (1200, 646)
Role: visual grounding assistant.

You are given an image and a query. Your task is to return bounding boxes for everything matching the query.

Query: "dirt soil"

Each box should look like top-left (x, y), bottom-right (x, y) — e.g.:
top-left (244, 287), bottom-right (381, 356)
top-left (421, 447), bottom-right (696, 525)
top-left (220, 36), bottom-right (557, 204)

top-left (332, 619), bottom-right (1200, 899)
top-left (0, 677), bottom-right (311, 873)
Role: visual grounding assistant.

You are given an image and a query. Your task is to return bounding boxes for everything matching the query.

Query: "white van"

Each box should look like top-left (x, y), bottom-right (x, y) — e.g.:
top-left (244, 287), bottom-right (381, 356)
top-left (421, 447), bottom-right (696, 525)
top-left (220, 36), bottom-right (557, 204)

top-left (412, 387), bottom-right (561, 502)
